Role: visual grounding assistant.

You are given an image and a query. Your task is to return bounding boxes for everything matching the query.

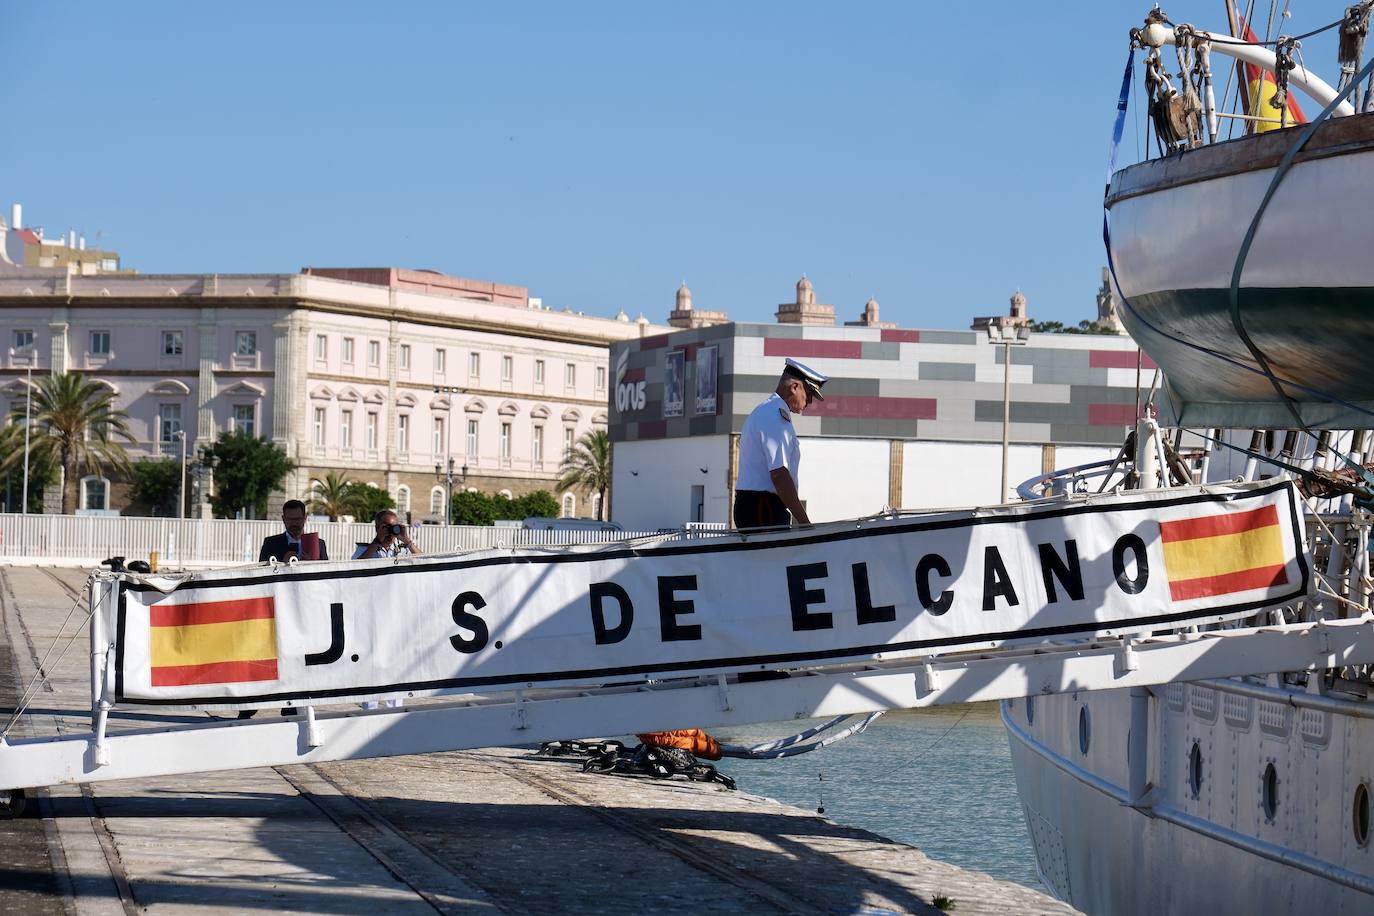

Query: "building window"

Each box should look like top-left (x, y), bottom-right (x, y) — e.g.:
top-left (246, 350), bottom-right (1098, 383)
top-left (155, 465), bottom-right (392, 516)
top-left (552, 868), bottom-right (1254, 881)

top-left (343, 337), bottom-right (355, 364)
top-left (232, 404), bottom-right (256, 437)
top-left (500, 422), bottom-right (511, 464)
top-left (313, 407), bottom-right (326, 447)
top-left (430, 487), bottom-right (445, 515)
top-left (340, 409), bottom-right (353, 448)
top-left (565, 363), bottom-right (576, 388)
top-left (236, 331), bottom-right (257, 356)
top-left (564, 427), bottom-right (575, 460)
top-left (315, 334), bottom-right (327, 360)
top-left (433, 417), bottom-right (445, 456)
top-left (562, 493), bottom-right (576, 518)
top-left (90, 331), bottom-right (111, 355)
top-left (366, 412), bottom-right (379, 450)
top-left (396, 485), bottom-right (411, 514)
top-left (161, 330), bottom-right (183, 356)
top-left (532, 425), bottom-right (544, 468)
top-left (501, 355), bottom-right (513, 382)
top-left (467, 419), bottom-right (478, 458)
top-left (534, 359), bottom-right (545, 385)
top-left (595, 366), bottom-right (606, 391)
top-left (400, 344), bottom-right (411, 371)
top-left (368, 340), bottom-right (381, 367)
top-left (13, 329), bottom-right (34, 353)
top-left (81, 477), bottom-right (109, 511)
top-left (435, 348), bottom-right (447, 374)
top-left (158, 404), bottom-right (182, 454)
top-left (469, 351), bottom-right (480, 378)
top-left (398, 414), bottom-right (410, 453)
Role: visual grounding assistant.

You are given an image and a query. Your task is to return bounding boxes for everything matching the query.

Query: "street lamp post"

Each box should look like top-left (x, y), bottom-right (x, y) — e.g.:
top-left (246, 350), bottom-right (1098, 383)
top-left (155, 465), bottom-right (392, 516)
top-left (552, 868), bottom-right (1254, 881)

top-left (21, 365), bottom-right (32, 515)
top-left (986, 325), bottom-right (1031, 502)
top-left (175, 430), bottom-right (188, 520)
top-left (433, 386), bottom-right (462, 524)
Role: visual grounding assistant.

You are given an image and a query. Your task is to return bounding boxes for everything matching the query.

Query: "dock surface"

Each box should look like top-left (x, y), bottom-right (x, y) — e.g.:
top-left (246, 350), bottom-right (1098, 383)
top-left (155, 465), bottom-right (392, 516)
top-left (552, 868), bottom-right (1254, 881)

top-left (1, 566), bottom-right (1078, 914)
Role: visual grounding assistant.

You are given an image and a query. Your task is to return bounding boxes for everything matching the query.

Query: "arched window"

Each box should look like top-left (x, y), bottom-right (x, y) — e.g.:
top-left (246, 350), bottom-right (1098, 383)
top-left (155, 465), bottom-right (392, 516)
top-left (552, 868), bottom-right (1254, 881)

top-left (430, 486), bottom-right (445, 515)
top-left (562, 492), bottom-right (576, 518)
top-left (81, 476), bottom-right (109, 512)
top-left (396, 485), bottom-right (411, 514)
top-left (591, 493), bottom-right (603, 520)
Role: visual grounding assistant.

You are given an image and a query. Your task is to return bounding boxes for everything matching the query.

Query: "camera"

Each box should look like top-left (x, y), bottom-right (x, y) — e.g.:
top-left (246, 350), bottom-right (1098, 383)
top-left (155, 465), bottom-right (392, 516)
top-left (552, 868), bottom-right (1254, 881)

top-left (385, 523), bottom-right (405, 536)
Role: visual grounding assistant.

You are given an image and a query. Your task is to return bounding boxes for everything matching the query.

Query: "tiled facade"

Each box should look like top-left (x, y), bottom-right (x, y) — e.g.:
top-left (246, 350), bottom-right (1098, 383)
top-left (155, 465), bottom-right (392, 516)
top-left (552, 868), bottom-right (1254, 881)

top-left (608, 322), bottom-right (1157, 529)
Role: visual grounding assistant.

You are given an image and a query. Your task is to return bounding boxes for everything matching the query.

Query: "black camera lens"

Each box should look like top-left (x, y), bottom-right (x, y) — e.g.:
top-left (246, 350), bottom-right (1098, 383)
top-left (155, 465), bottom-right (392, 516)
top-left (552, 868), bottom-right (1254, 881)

top-left (387, 523), bottom-right (405, 535)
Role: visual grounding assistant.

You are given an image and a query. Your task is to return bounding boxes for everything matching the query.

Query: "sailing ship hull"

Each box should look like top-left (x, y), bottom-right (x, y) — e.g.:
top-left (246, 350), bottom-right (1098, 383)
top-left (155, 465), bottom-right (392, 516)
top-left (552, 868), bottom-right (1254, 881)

top-left (1005, 685), bottom-right (1374, 914)
top-left (1107, 112), bottom-right (1374, 429)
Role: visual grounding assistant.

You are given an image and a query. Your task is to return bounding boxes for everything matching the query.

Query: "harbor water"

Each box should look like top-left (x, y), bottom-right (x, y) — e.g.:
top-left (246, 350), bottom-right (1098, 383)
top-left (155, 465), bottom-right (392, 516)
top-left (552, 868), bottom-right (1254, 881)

top-left (712, 702), bottom-right (1041, 890)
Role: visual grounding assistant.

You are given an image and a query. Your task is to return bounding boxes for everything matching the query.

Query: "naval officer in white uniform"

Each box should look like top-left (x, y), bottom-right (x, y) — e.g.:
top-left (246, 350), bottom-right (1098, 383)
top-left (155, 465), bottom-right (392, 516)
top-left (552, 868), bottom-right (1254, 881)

top-left (733, 357), bottom-right (828, 529)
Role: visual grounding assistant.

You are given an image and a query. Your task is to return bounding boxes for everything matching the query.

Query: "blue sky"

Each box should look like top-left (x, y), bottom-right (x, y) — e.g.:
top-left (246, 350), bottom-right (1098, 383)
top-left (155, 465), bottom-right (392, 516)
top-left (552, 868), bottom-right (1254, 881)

top-left (0, 2), bottom-right (1346, 329)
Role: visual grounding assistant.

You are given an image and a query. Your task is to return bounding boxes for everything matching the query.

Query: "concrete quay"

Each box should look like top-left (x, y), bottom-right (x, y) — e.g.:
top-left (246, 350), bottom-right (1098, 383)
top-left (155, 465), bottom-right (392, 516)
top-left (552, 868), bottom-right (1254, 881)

top-left (0, 565), bottom-right (1078, 915)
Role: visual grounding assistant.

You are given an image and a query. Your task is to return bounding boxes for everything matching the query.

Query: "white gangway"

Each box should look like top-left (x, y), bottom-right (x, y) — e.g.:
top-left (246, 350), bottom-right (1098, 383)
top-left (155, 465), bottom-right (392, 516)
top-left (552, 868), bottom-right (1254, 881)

top-left (3, 426), bottom-right (1371, 814)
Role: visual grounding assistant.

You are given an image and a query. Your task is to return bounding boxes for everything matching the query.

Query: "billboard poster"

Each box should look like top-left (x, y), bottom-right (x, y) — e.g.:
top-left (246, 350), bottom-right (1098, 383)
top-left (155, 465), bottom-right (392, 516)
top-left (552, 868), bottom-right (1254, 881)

top-left (662, 349), bottom-right (685, 418)
top-left (695, 345), bottom-right (718, 415)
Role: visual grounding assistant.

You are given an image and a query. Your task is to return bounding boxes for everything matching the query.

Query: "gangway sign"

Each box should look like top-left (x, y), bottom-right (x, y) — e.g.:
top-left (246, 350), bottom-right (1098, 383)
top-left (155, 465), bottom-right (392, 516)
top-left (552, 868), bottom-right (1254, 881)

top-left (2, 480), bottom-right (1369, 796)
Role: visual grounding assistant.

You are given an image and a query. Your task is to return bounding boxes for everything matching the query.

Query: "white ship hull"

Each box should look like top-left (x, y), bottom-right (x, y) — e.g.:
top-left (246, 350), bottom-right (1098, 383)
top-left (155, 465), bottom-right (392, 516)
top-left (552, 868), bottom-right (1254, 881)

top-left (1005, 682), bottom-right (1374, 914)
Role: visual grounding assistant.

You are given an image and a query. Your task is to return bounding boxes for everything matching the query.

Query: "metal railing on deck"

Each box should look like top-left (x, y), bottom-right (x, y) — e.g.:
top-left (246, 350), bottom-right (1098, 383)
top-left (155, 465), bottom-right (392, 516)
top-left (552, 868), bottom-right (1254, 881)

top-left (0, 514), bottom-right (670, 569)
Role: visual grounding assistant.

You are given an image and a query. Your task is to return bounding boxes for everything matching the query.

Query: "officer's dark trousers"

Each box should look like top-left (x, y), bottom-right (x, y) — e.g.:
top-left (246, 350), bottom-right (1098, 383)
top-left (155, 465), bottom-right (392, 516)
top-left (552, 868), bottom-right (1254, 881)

top-left (733, 490), bottom-right (790, 530)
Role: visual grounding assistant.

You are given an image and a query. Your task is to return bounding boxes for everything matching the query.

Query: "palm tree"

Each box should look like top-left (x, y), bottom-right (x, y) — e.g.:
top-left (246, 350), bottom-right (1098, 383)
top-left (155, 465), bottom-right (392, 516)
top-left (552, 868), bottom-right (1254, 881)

top-left (3, 373), bottom-right (135, 514)
top-left (308, 470), bottom-right (353, 521)
top-left (557, 429), bottom-right (611, 520)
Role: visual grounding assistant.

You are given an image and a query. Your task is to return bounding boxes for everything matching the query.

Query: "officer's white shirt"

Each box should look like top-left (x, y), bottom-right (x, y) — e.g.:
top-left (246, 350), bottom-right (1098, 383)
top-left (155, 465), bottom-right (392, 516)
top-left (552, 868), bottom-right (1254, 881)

top-left (736, 393), bottom-right (799, 492)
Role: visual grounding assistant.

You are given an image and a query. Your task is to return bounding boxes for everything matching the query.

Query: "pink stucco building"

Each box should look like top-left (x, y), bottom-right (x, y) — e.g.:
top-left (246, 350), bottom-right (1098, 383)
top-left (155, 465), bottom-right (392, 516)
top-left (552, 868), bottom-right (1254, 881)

top-left (0, 235), bottom-right (663, 517)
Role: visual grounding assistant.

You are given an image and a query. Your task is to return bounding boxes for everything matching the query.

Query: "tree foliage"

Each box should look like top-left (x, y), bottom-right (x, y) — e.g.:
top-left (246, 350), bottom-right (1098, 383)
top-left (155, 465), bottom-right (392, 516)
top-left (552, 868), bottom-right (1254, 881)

top-left (2, 373), bottom-right (135, 513)
top-left (206, 431), bottom-right (294, 519)
top-left (341, 482), bottom-right (394, 521)
top-left (450, 489), bottom-right (559, 526)
top-left (451, 489), bottom-right (496, 526)
top-left (557, 429), bottom-right (611, 520)
top-left (1028, 319), bottom-right (1121, 335)
top-left (0, 422), bottom-right (58, 512)
top-left (308, 470), bottom-right (353, 521)
top-left (131, 458), bottom-right (183, 516)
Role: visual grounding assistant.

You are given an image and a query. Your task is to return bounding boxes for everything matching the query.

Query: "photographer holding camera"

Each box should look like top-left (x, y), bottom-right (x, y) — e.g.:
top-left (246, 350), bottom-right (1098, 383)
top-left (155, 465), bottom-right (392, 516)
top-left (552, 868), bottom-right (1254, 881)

top-left (353, 509), bottom-right (423, 559)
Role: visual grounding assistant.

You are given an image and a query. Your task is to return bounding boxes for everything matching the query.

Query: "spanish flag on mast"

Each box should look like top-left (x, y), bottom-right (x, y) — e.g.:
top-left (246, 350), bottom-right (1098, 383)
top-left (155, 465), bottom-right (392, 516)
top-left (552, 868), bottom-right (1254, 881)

top-left (1234, 15), bottom-right (1307, 132)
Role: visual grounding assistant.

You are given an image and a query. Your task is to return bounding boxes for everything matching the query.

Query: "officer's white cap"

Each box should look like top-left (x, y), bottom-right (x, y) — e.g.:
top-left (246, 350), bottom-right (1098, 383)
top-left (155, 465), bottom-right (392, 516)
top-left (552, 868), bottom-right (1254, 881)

top-left (782, 357), bottom-right (828, 400)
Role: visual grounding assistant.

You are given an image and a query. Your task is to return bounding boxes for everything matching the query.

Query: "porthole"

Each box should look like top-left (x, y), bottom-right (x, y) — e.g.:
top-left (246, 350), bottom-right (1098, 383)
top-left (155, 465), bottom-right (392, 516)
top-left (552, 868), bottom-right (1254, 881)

top-left (1025, 694), bottom-right (1035, 725)
top-left (1262, 762), bottom-right (1279, 820)
top-left (1078, 705), bottom-right (1091, 756)
top-left (1188, 741), bottom-right (1203, 798)
top-left (1354, 782), bottom-right (1370, 847)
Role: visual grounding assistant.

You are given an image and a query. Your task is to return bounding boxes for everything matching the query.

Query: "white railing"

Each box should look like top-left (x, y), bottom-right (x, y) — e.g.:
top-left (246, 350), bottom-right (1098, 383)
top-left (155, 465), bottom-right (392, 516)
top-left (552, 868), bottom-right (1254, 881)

top-left (0, 514), bottom-right (672, 569)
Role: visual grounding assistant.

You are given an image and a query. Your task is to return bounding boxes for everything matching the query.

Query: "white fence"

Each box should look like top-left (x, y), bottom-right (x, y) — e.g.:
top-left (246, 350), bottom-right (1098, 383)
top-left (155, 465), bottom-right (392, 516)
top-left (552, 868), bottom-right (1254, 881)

top-left (0, 514), bottom-right (677, 569)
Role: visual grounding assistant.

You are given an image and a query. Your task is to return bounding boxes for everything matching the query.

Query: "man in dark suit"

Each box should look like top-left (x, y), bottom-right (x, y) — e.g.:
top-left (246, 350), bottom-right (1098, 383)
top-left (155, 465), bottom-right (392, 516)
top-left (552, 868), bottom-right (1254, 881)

top-left (258, 499), bottom-right (329, 562)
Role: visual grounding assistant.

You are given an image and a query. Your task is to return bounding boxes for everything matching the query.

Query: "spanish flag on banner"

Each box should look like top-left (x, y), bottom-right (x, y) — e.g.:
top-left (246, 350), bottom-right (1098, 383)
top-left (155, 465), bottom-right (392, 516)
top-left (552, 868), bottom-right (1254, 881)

top-left (1236, 17), bottom-right (1307, 133)
top-left (1160, 505), bottom-right (1288, 601)
top-left (149, 597), bottom-right (279, 687)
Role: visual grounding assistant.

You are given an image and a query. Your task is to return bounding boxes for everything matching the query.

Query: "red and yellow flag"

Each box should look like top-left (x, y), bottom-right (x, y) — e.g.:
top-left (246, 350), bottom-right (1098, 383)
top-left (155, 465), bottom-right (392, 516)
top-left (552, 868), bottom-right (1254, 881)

top-left (1236, 17), bottom-right (1307, 133)
top-left (149, 597), bottom-right (279, 687)
top-left (1160, 504), bottom-right (1288, 601)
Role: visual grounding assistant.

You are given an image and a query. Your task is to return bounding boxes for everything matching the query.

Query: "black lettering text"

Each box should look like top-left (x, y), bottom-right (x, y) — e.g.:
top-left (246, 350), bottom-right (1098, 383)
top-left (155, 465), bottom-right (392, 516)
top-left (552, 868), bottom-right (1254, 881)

top-left (787, 562), bottom-right (832, 631)
top-left (589, 581), bottom-right (634, 645)
top-left (450, 591), bottom-right (489, 654)
top-left (852, 562), bottom-right (895, 625)
top-left (982, 545), bottom-right (1020, 611)
top-left (305, 602), bottom-right (346, 666)
top-left (657, 575), bottom-right (701, 641)
top-left (1113, 533), bottom-right (1150, 594)
top-left (915, 554), bottom-right (954, 615)
top-left (1038, 539), bottom-right (1085, 604)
